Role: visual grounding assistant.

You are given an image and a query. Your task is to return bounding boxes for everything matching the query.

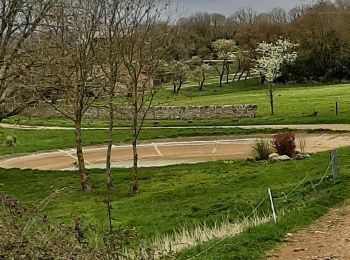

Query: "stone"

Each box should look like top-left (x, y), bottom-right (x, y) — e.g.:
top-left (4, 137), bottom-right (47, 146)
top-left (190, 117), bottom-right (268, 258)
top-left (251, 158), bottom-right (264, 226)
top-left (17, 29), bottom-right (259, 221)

top-left (293, 248), bottom-right (305, 252)
top-left (269, 153), bottom-right (279, 159)
top-left (270, 154), bottom-right (292, 161)
top-left (24, 104), bottom-right (258, 121)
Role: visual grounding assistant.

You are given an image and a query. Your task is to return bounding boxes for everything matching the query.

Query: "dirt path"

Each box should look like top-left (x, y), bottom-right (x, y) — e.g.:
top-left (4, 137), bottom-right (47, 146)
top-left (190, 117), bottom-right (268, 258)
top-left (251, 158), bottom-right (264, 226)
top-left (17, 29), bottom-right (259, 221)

top-left (1, 133), bottom-right (350, 170)
top-left (266, 202), bottom-right (350, 260)
top-left (2, 123), bottom-right (350, 131)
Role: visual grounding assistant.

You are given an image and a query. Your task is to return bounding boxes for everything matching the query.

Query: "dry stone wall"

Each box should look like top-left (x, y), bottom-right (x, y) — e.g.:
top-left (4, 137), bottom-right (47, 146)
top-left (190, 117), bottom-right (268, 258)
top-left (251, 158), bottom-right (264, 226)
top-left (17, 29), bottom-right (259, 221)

top-left (24, 104), bottom-right (257, 120)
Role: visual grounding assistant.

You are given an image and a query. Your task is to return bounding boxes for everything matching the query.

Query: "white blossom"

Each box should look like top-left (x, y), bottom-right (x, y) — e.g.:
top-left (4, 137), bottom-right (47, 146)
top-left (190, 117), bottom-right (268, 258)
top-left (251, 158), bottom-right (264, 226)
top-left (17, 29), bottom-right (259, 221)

top-left (256, 38), bottom-right (298, 84)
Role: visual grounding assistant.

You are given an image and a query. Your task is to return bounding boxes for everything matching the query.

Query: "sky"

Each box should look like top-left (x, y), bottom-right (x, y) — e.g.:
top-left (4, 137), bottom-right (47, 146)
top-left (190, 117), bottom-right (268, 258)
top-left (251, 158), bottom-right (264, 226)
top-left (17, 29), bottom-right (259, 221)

top-left (176, 0), bottom-right (314, 16)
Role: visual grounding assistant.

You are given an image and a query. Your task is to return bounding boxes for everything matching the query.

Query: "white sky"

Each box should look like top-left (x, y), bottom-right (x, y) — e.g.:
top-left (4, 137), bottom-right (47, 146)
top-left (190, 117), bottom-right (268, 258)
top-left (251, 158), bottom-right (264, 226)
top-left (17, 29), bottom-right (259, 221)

top-left (175, 0), bottom-right (315, 16)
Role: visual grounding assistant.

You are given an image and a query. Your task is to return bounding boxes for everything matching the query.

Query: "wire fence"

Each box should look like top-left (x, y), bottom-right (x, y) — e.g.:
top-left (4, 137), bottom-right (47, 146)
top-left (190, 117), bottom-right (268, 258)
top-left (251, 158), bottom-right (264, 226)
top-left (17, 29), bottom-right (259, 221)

top-left (186, 149), bottom-right (339, 259)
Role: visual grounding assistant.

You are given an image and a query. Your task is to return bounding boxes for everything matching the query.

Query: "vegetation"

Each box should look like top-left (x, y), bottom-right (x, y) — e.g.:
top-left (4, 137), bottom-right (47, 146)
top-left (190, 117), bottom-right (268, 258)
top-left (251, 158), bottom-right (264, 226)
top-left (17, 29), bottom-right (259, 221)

top-left (1, 148), bottom-right (349, 258)
top-left (252, 139), bottom-right (272, 160)
top-left (272, 132), bottom-right (296, 157)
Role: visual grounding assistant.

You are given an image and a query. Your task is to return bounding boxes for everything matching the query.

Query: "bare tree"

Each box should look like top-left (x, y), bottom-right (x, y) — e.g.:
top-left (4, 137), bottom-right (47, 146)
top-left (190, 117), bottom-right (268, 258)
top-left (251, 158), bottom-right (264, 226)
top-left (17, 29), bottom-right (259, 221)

top-left (119, 0), bottom-right (172, 194)
top-left (0, 0), bottom-right (55, 120)
top-left (99, 0), bottom-right (128, 190)
top-left (43, 0), bottom-right (105, 192)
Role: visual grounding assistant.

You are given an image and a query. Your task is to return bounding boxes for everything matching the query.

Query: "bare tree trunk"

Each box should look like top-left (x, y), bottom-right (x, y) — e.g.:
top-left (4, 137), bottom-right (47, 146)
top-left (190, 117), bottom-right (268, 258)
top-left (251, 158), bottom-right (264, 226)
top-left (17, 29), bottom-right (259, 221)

top-left (131, 138), bottom-right (138, 194)
top-left (219, 62), bottom-right (225, 87)
top-left (105, 83), bottom-right (115, 189)
top-left (238, 70), bottom-right (245, 81)
top-left (74, 119), bottom-right (91, 192)
top-left (131, 82), bottom-right (138, 194)
top-left (269, 84), bottom-right (274, 116)
top-left (199, 73), bottom-right (205, 91)
top-left (173, 80), bottom-right (177, 93)
top-left (176, 79), bottom-right (183, 93)
top-left (219, 72), bottom-right (224, 87)
top-left (226, 63), bottom-right (230, 84)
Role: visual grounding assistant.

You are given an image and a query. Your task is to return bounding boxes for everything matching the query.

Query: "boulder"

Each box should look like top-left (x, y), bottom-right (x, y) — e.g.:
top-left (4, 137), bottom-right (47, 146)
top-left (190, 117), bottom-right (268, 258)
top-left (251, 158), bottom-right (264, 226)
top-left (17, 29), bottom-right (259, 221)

top-left (269, 154), bottom-right (291, 161)
top-left (269, 153), bottom-right (279, 159)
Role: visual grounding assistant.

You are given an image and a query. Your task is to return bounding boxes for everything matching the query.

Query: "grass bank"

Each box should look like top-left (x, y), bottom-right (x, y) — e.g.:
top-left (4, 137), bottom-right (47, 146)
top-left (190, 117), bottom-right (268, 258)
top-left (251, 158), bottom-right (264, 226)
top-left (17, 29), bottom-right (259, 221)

top-left (5, 81), bottom-right (350, 127)
top-left (1, 147), bottom-right (350, 258)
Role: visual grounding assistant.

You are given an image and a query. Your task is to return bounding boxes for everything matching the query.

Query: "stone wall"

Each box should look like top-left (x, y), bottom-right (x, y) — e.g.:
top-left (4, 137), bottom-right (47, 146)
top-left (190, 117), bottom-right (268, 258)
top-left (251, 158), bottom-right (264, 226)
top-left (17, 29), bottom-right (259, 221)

top-left (24, 104), bottom-right (257, 120)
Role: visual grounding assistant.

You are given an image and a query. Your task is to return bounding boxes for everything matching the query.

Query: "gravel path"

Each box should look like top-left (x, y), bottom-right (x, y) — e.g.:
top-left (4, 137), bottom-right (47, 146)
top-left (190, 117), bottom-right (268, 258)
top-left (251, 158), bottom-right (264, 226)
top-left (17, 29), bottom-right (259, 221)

top-left (0, 133), bottom-right (349, 170)
top-left (266, 202), bottom-right (350, 260)
top-left (1, 123), bottom-right (350, 131)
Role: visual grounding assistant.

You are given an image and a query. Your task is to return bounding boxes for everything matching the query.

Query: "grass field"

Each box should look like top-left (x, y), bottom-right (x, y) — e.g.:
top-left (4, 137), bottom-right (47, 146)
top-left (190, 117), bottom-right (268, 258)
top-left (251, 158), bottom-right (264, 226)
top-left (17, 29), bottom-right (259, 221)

top-left (155, 80), bottom-right (350, 125)
top-left (4, 80), bottom-right (350, 128)
top-left (2, 79), bottom-right (350, 258)
top-left (1, 148), bottom-right (349, 258)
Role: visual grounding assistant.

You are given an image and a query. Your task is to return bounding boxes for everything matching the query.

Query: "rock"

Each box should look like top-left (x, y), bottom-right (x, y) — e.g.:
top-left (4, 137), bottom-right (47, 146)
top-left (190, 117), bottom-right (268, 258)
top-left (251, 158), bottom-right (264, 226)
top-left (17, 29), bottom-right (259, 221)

top-left (286, 233), bottom-right (294, 237)
top-left (274, 155), bottom-right (292, 161)
top-left (269, 153), bottom-right (292, 161)
top-left (269, 153), bottom-right (279, 159)
top-left (295, 154), bottom-right (310, 160)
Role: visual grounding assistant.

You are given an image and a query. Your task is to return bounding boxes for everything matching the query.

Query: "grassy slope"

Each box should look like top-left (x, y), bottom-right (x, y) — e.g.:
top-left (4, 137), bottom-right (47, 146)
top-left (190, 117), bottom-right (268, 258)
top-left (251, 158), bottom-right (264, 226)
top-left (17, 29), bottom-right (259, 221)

top-left (5, 80), bottom-right (350, 127)
top-left (155, 80), bottom-right (350, 125)
top-left (1, 148), bottom-right (350, 253)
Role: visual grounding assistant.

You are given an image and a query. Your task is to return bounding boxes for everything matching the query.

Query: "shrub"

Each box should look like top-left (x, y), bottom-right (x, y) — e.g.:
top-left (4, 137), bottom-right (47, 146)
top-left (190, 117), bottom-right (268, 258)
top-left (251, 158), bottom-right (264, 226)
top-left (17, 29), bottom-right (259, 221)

top-left (272, 132), bottom-right (296, 157)
top-left (5, 135), bottom-right (16, 147)
top-left (252, 139), bottom-right (272, 160)
top-left (297, 135), bottom-right (306, 154)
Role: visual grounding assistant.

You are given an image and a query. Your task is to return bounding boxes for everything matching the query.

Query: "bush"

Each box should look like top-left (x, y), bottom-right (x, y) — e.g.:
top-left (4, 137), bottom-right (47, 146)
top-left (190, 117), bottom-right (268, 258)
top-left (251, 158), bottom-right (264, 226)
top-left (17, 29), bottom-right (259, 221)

top-left (5, 135), bottom-right (16, 147)
top-left (252, 139), bottom-right (272, 161)
top-left (272, 132), bottom-right (296, 157)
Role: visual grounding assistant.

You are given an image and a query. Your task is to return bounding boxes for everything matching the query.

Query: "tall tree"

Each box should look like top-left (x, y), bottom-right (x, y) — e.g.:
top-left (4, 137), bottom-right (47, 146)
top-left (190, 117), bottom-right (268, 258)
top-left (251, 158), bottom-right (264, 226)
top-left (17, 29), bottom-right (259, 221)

top-left (119, 0), bottom-right (172, 194)
top-left (43, 0), bottom-right (105, 192)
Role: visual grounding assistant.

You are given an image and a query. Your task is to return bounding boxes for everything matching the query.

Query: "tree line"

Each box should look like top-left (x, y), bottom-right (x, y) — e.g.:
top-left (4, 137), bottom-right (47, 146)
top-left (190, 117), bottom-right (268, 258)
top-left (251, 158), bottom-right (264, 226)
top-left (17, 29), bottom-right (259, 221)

top-left (170, 0), bottom-right (350, 84)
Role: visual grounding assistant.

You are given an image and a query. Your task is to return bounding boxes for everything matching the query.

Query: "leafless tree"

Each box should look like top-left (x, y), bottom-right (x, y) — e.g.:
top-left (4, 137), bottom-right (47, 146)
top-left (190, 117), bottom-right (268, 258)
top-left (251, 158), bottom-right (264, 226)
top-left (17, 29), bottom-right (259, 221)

top-left (0, 0), bottom-right (55, 120)
top-left (118, 0), bottom-right (172, 194)
top-left (42, 0), bottom-right (105, 192)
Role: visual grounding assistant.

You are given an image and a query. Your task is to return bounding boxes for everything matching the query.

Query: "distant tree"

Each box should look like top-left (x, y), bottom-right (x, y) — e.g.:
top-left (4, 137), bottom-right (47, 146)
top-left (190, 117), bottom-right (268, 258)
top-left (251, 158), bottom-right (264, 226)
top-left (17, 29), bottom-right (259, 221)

top-left (212, 39), bottom-right (236, 87)
top-left (0, 0), bottom-right (55, 120)
top-left (190, 56), bottom-right (210, 91)
top-left (170, 61), bottom-right (190, 94)
top-left (256, 38), bottom-right (298, 115)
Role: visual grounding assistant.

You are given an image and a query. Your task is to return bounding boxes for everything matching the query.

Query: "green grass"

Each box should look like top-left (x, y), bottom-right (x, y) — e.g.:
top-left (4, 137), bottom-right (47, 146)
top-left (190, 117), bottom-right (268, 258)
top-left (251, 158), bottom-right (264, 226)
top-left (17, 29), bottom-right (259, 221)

top-left (4, 80), bottom-right (350, 128)
top-left (1, 148), bottom-right (350, 257)
top-left (155, 80), bottom-right (350, 125)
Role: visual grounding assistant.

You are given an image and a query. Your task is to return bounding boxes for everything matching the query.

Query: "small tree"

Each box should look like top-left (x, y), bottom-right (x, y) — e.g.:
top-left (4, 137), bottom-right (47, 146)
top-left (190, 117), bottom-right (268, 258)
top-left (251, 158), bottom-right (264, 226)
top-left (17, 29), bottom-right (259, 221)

top-left (256, 38), bottom-right (298, 115)
top-left (170, 60), bottom-right (190, 94)
top-left (119, 0), bottom-right (172, 194)
top-left (190, 56), bottom-right (210, 91)
top-left (212, 39), bottom-right (236, 87)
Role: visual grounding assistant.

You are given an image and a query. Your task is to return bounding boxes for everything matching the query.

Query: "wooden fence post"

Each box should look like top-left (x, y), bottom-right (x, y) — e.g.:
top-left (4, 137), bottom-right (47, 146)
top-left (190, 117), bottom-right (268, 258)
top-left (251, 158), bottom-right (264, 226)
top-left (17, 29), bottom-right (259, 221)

top-left (268, 188), bottom-right (277, 223)
top-left (336, 102), bottom-right (338, 116)
top-left (331, 149), bottom-right (338, 179)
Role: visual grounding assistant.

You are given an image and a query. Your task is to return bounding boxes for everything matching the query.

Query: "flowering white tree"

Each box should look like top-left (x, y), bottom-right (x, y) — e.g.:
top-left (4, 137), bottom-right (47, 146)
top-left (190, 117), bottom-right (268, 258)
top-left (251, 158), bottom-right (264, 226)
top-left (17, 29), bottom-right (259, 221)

top-left (212, 39), bottom-right (236, 87)
top-left (190, 56), bottom-right (211, 91)
top-left (256, 38), bottom-right (298, 115)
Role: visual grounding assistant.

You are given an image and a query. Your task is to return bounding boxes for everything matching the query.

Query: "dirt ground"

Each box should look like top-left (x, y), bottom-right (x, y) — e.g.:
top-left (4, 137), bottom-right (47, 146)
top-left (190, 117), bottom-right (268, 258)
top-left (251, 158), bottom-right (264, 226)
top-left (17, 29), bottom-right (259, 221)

top-left (266, 201), bottom-right (350, 260)
top-left (1, 133), bottom-right (350, 170)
